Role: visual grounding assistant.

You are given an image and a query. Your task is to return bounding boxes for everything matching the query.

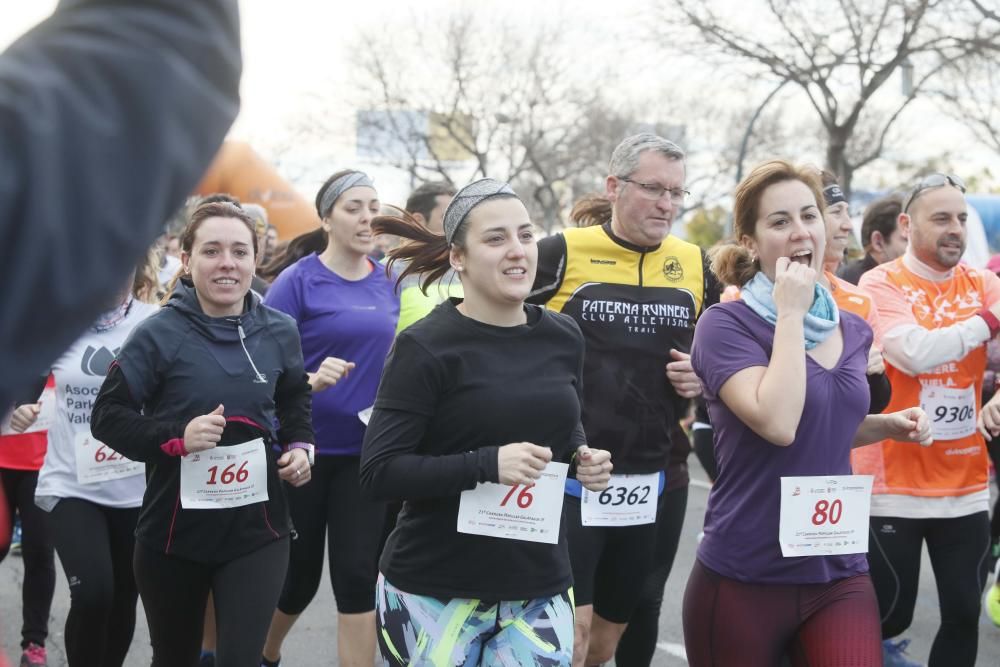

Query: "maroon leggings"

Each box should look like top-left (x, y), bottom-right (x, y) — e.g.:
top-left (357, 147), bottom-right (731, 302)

top-left (682, 560), bottom-right (882, 667)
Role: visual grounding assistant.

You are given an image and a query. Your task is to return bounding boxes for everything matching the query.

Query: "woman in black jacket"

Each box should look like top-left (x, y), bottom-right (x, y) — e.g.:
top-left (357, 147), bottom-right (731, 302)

top-left (91, 202), bottom-right (315, 667)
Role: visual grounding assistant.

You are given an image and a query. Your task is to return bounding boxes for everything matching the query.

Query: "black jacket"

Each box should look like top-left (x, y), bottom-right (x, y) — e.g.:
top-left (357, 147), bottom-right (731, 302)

top-left (91, 281), bottom-right (313, 562)
top-left (0, 0), bottom-right (241, 411)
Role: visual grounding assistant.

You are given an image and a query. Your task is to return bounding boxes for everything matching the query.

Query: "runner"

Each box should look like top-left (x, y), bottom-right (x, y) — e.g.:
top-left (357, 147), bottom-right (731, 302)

top-left (1, 382), bottom-right (55, 667)
top-left (528, 133), bottom-right (719, 666)
top-left (362, 178), bottom-right (612, 666)
top-left (838, 195), bottom-right (907, 286)
top-left (811, 169), bottom-right (892, 416)
top-left (9, 265), bottom-right (158, 666)
top-left (858, 173), bottom-right (999, 667)
top-left (684, 159), bottom-right (932, 666)
top-left (261, 170), bottom-right (399, 667)
top-left (89, 202), bottom-right (314, 667)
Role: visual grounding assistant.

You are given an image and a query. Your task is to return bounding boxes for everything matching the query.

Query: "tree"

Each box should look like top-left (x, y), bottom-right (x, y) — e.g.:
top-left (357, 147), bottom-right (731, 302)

top-left (350, 10), bottom-right (651, 232)
top-left (654, 0), bottom-right (997, 196)
top-left (935, 53), bottom-right (1000, 158)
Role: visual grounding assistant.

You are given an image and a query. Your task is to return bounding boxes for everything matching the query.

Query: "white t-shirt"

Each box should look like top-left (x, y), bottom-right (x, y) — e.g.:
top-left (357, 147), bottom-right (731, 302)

top-left (35, 301), bottom-right (158, 509)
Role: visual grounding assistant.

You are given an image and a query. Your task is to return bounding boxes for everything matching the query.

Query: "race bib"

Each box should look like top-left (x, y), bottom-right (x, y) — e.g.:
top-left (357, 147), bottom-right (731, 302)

top-left (580, 473), bottom-right (659, 526)
top-left (779, 475), bottom-right (873, 557)
top-left (74, 433), bottom-right (143, 485)
top-left (180, 438), bottom-right (268, 509)
top-left (457, 462), bottom-right (568, 544)
top-left (920, 384), bottom-right (976, 441)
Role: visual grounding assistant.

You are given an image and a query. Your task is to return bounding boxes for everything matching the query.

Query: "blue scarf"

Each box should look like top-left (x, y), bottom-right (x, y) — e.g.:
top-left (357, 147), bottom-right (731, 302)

top-left (741, 272), bottom-right (838, 350)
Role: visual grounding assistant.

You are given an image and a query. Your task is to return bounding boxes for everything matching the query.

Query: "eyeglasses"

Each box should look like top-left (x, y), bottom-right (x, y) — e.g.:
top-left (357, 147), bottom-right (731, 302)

top-left (619, 177), bottom-right (690, 203)
top-left (902, 173), bottom-right (966, 213)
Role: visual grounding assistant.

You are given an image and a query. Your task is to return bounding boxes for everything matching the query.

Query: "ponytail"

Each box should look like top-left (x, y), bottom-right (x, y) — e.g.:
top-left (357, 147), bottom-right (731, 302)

top-left (258, 228), bottom-right (327, 282)
top-left (570, 195), bottom-right (612, 228)
top-left (708, 241), bottom-right (757, 287)
top-left (372, 212), bottom-right (454, 294)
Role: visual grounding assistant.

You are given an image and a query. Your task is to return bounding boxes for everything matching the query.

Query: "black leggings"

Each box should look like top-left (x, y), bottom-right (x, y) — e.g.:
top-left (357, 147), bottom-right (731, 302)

top-left (277, 455), bottom-right (385, 614)
top-left (49, 498), bottom-right (139, 667)
top-left (0, 468), bottom-right (55, 649)
top-left (134, 537), bottom-right (289, 667)
top-left (683, 560), bottom-right (881, 667)
top-left (614, 484), bottom-right (689, 666)
top-left (867, 512), bottom-right (991, 667)
top-left (989, 436), bottom-right (1000, 545)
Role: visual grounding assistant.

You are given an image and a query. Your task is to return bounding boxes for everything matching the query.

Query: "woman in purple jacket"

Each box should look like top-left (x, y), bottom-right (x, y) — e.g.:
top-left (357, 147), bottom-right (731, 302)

top-left (261, 170), bottom-right (399, 667)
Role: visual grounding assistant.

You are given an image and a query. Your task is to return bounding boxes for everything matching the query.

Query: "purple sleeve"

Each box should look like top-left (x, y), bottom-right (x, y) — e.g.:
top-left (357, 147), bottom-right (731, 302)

top-left (263, 263), bottom-right (303, 321)
top-left (691, 303), bottom-right (771, 398)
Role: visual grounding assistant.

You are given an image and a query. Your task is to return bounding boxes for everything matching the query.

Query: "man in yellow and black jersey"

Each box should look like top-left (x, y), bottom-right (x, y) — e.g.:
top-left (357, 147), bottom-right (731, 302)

top-left (529, 133), bottom-right (719, 667)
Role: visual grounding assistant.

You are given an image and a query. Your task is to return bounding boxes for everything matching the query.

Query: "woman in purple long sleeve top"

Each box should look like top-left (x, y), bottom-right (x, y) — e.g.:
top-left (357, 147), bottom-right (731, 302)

top-left (260, 170), bottom-right (399, 666)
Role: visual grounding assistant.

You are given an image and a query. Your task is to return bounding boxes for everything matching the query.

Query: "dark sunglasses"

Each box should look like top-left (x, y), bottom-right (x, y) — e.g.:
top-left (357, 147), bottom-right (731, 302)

top-left (902, 173), bottom-right (966, 213)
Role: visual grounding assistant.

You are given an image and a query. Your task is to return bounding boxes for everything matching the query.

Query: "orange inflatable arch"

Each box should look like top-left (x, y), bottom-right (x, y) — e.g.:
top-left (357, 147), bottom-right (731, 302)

top-left (195, 141), bottom-right (320, 240)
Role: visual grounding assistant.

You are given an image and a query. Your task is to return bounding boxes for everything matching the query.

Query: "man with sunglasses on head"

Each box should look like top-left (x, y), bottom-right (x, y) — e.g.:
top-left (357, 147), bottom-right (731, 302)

top-left (858, 173), bottom-right (996, 667)
top-left (529, 133), bottom-right (719, 667)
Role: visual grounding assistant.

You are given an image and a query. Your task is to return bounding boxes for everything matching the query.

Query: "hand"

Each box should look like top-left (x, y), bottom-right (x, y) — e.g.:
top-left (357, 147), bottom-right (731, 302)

top-left (772, 257), bottom-right (816, 318)
top-left (866, 346), bottom-right (885, 376)
top-left (308, 357), bottom-right (355, 392)
top-left (277, 447), bottom-right (312, 487)
top-left (574, 446), bottom-right (612, 491)
top-left (9, 403), bottom-right (40, 433)
top-left (884, 407), bottom-right (932, 446)
top-left (497, 442), bottom-right (552, 486)
top-left (979, 393), bottom-right (1000, 439)
top-left (666, 349), bottom-right (702, 398)
top-left (183, 404), bottom-right (226, 454)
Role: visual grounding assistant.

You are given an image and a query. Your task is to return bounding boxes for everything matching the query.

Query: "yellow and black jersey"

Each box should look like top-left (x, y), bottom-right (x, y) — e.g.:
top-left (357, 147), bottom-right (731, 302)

top-left (528, 223), bottom-right (719, 473)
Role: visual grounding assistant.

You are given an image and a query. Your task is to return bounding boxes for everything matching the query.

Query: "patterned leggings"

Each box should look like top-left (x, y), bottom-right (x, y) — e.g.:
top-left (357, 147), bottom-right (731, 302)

top-left (376, 574), bottom-right (574, 666)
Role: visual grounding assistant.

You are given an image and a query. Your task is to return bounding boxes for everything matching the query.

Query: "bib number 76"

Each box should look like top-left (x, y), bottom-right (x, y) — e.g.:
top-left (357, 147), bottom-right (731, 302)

top-left (500, 484), bottom-right (534, 509)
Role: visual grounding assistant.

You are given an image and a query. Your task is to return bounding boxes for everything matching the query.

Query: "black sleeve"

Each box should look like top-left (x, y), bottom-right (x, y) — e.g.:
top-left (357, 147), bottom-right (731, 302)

top-left (0, 0), bottom-right (241, 411)
top-left (527, 234), bottom-right (568, 305)
top-left (12, 375), bottom-right (48, 407)
top-left (273, 325), bottom-right (315, 447)
top-left (867, 372), bottom-right (892, 415)
top-left (360, 408), bottom-right (499, 502)
top-left (359, 333), bottom-right (500, 502)
top-left (90, 365), bottom-right (186, 463)
top-left (701, 249), bottom-right (721, 313)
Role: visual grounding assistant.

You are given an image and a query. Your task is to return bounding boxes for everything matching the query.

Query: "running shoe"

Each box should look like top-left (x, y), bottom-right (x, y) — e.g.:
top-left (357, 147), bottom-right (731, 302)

top-left (882, 639), bottom-right (923, 667)
top-left (10, 515), bottom-right (22, 555)
top-left (198, 651), bottom-right (215, 667)
top-left (20, 643), bottom-right (46, 667)
top-left (985, 560), bottom-right (1000, 628)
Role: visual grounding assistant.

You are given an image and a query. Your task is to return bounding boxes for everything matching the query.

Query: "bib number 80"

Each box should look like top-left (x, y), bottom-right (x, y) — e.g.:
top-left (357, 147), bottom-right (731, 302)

top-left (598, 485), bottom-right (651, 507)
top-left (811, 499), bottom-right (843, 526)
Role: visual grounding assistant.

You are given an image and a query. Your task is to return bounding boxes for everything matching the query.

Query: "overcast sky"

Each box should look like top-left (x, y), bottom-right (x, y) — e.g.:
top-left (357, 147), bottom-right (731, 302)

top-left (4, 1), bottom-right (997, 206)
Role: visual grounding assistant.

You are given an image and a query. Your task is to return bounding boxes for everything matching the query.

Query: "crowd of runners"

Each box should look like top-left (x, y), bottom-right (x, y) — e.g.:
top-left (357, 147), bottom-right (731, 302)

top-left (1, 2), bottom-right (1000, 667)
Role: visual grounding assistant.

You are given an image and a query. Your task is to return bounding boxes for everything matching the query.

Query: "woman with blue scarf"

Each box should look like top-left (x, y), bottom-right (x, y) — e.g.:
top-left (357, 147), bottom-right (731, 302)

top-left (682, 160), bottom-right (933, 666)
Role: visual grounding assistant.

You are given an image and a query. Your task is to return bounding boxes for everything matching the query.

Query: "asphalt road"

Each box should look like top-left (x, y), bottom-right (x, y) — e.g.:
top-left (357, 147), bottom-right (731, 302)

top-left (3, 460), bottom-right (999, 666)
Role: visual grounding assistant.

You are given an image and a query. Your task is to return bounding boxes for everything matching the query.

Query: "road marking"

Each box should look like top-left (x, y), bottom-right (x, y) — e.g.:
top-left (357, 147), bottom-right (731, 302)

top-left (656, 641), bottom-right (688, 661)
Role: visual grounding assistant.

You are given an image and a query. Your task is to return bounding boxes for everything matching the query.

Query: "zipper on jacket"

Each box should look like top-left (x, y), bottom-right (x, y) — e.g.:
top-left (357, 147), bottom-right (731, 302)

top-left (637, 251), bottom-right (646, 287)
top-left (237, 323), bottom-right (268, 384)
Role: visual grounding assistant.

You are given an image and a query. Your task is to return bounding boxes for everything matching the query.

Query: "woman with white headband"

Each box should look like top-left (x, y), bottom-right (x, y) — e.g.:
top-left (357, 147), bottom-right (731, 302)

top-left (260, 170), bottom-right (399, 667)
top-left (361, 178), bottom-right (613, 666)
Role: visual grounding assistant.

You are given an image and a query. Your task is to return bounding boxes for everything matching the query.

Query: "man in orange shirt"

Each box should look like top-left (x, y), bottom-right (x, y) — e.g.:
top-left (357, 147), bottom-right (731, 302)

top-left (859, 173), bottom-right (998, 667)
